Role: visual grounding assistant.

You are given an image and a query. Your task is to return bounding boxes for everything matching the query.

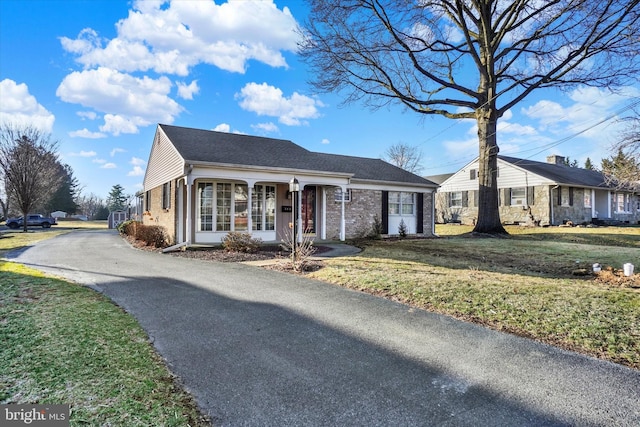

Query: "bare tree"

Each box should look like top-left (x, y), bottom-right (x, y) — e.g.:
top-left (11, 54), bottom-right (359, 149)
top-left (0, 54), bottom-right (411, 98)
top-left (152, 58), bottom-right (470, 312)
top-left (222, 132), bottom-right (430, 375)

top-left (384, 142), bottom-right (424, 174)
top-left (0, 124), bottom-right (63, 232)
top-left (610, 106), bottom-right (640, 188)
top-left (299, 0), bottom-right (640, 234)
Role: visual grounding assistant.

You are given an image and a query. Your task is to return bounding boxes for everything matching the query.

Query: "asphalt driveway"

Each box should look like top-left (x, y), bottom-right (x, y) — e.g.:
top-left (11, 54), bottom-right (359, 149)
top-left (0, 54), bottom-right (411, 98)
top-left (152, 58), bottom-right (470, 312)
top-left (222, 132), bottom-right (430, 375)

top-left (7, 230), bottom-right (640, 426)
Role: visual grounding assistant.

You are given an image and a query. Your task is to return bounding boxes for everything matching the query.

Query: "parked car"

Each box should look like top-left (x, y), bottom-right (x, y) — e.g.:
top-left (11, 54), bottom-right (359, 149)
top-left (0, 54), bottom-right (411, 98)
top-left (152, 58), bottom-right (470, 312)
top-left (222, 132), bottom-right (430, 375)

top-left (5, 214), bottom-right (58, 229)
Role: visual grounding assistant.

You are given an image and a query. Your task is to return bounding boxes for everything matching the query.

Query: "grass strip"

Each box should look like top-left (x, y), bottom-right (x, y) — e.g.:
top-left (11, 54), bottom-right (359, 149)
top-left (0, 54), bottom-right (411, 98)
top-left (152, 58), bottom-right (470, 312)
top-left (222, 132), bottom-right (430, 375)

top-left (0, 261), bottom-right (209, 426)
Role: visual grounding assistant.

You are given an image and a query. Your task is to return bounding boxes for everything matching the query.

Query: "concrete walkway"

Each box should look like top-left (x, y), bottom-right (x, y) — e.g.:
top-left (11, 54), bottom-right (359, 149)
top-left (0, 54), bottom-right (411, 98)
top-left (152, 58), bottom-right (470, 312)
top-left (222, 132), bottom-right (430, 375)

top-left (6, 230), bottom-right (640, 426)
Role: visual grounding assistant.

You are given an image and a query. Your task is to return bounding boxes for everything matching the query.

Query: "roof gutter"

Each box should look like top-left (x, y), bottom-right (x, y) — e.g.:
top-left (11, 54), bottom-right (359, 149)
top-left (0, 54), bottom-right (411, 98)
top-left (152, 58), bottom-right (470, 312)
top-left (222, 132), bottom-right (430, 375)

top-left (184, 160), bottom-right (354, 179)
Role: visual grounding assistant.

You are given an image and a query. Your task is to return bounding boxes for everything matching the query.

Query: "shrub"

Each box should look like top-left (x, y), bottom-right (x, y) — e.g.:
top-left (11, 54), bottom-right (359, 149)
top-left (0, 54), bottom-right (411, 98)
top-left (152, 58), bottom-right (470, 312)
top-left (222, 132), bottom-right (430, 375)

top-left (221, 232), bottom-right (262, 253)
top-left (369, 214), bottom-right (384, 239)
top-left (280, 227), bottom-right (316, 272)
top-left (398, 219), bottom-right (408, 239)
top-left (135, 224), bottom-right (168, 248)
top-left (118, 220), bottom-right (140, 236)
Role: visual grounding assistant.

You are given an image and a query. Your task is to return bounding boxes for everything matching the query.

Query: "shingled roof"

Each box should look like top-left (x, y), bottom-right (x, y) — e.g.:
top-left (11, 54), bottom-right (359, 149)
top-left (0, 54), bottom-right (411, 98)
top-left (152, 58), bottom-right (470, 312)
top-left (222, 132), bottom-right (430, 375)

top-left (160, 124), bottom-right (436, 187)
top-left (499, 155), bottom-right (608, 188)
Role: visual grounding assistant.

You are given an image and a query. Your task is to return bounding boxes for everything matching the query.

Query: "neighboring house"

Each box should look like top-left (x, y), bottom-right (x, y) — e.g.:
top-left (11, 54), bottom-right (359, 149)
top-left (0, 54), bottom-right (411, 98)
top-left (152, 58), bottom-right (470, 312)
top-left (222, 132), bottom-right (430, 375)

top-left (436, 155), bottom-right (640, 226)
top-left (142, 124), bottom-right (438, 248)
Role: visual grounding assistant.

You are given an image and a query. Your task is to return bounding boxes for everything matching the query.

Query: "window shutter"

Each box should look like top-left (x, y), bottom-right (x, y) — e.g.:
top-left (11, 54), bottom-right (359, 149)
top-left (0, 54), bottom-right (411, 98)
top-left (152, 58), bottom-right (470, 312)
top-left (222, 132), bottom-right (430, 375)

top-left (416, 193), bottom-right (424, 234)
top-left (470, 169), bottom-right (476, 180)
top-left (557, 186), bottom-right (562, 206)
top-left (502, 188), bottom-right (510, 206)
top-left (381, 191), bottom-right (389, 234)
top-left (462, 191), bottom-right (468, 208)
top-left (569, 187), bottom-right (574, 206)
top-left (473, 190), bottom-right (478, 207)
top-left (527, 186), bottom-right (535, 206)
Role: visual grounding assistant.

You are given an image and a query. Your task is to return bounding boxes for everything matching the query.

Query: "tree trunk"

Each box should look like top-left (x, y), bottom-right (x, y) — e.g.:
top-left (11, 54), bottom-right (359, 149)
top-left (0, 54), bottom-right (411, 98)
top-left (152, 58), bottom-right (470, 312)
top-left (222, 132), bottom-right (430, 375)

top-left (473, 111), bottom-right (506, 235)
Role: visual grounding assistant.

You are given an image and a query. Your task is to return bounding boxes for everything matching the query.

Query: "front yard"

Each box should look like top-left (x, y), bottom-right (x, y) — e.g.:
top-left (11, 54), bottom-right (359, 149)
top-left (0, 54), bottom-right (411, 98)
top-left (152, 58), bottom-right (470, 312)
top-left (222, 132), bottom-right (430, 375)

top-left (308, 225), bottom-right (640, 369)
top-left (0, 224), bottom-right (209, 426)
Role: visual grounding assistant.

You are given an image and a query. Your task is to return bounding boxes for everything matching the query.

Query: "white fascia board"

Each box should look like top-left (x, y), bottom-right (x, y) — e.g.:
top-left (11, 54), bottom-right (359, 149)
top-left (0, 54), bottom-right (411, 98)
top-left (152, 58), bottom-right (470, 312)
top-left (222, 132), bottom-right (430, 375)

top-left (349, 179), bottom-right (436, 193)
top-left (188, 162), bottom-right (351, 186)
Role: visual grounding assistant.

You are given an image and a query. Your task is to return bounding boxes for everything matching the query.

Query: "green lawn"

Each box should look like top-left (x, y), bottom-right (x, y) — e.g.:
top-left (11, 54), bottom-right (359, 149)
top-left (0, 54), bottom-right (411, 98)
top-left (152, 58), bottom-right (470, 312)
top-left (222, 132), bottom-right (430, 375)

top-left (0, 227), bottom-right (209, 426)
top-left (309, 225), bottom-right (640, 369)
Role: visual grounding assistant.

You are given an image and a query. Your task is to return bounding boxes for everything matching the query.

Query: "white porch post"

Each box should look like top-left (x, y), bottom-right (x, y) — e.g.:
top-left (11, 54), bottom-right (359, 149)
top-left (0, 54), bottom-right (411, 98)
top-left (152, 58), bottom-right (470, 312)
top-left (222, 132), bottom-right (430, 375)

top-left (321, 187), bottom-right (327, 240)
top-left (246, 182), bottom-right (255, 233)
top-left (340, 186), bottom-right (346, 241)
top-left (186, 177), bottom-right (192, 244)
top-left (297, 187), bottom-right (303, 243)
top-left (607, 191), bottom-right (612, 218)
top-left (177, 179), bottom-right (184, 243)
top-left (591, 189), bottom-right (596, 219)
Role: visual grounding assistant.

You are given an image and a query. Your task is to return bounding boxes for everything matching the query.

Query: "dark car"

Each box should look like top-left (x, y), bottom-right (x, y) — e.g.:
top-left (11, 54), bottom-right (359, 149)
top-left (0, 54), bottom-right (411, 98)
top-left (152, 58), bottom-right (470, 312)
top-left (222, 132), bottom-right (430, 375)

top-left (5, 214), bottom-right (57, 229)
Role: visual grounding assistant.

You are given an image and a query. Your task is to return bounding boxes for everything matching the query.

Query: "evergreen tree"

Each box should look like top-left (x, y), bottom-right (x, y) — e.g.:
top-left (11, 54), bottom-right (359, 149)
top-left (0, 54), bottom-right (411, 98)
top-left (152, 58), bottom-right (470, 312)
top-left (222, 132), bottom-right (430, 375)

top-left (601, 149), bottom-right (640, 190)
top-left (45, 164), bottom-right (79, 214)
top-left (106, 184), bottom-right (128, 211)
top-left (584, 158), bottom-right (595, 170)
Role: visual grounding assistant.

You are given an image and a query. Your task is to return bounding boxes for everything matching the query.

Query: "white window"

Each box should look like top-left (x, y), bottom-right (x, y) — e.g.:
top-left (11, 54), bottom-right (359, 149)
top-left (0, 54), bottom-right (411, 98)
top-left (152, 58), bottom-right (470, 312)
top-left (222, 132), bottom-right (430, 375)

top-left (199, 182), bottom-right (277, 232)
top-left (469, 169), bottom-right (477, 180)
top-left (450, 191), bottom-right (463, 208)
top-left (510, 187), bottom-right (526, 206)
top-left (584, 191), bottom-right (592, 208)
top-left (334, 189), bottom-right (351, 202)
top-left (389, 192), bottom-right (415, 215)
top-left (252, 185), bottom-right (276, 231)
top-left (615, 193), bottom-right (631, 213)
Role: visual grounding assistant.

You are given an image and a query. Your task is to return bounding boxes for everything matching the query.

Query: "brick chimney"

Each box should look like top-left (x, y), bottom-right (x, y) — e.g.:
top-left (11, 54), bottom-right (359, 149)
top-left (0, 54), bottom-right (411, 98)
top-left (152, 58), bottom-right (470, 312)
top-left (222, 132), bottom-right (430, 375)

top-left (546, 155), bottom-right (566, 166)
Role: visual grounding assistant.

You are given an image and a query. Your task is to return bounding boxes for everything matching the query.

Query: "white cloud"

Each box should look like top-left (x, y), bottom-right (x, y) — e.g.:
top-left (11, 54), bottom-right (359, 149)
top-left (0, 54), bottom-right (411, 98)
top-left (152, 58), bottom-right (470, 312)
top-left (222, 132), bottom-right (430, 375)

top-left (0, 79), bottom-right (55, 132)
top-left (213, 123), bottom-right (230, 133)
top-left (69, 128), bottom-right (107, 139)
top-left (251, 122), bottom-right (279, 133)
top-left (236, 82), bottom-right (323, 126)
top-left (70, 150), bottom-right (97, 157)
top-left (130, 156), bottom-right (146, 166)
top-left (176, 80), bottom-right (199, 100)
top-left (127, 166), bottom-right (145, 176)
top-left (77, 111), bottom-right (98, 120)
top-left (56, 67), bottom-right (182, 135)
top-left (110, 147), bottom-right (126, 157)
top-left (93, 158), bottom-right (107, 164)
top-left (60, 0), bottom-right (299, 75)
top-left (321, 138), bottom-right (330, 144)
top-left (522, 86), bottom-right (638, 140)
top-left (101, 162), bottom-right (117, 169)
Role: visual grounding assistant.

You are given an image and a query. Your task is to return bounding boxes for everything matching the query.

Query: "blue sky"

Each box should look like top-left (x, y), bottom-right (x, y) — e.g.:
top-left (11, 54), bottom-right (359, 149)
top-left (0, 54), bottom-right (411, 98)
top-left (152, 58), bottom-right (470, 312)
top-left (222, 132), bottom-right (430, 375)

top-left (1, 0), bottom-right (638, 200)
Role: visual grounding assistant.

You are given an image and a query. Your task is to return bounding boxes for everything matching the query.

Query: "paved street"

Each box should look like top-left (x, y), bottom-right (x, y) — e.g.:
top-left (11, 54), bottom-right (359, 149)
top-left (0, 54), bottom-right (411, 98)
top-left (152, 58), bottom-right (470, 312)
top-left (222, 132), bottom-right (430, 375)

top-left (7, 230), bottom-right (640, 426)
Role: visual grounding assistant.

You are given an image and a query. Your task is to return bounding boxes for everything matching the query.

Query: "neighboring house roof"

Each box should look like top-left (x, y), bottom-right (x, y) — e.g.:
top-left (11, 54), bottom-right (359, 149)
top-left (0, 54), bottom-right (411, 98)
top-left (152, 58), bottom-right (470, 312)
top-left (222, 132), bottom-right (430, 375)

top-left (425, 173), bottom-right (454, 185)
top-left (498, 155), bottom-right (608, 188)
top-left (158, 124), bottom-right (437, 187)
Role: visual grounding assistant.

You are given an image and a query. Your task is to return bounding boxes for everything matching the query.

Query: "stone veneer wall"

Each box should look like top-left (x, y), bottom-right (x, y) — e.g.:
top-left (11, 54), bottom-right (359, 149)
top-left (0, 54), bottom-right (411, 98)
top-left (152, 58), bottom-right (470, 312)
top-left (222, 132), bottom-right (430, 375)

top-left (325, 187), bottom-right (434, 239)
top-left (142, 181), bottom-right (176, 245)
top-left (437, 186), bottom-right (551, 225)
